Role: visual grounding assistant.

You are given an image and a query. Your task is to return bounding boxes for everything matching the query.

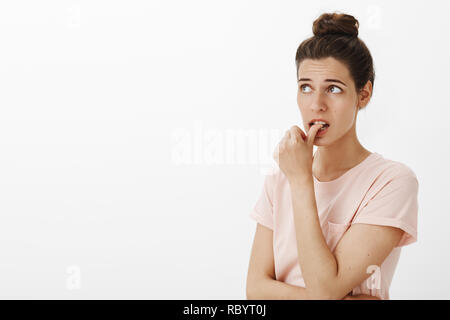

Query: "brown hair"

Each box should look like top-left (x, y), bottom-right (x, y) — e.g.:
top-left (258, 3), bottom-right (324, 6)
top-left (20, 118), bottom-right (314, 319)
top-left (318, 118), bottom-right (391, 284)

top-left (295, 12), bottom-right (375, 94)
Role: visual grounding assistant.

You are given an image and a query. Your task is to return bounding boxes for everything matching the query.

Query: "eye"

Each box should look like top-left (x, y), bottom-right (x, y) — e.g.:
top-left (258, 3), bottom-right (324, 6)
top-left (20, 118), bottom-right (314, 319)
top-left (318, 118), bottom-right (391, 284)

top-left (328, 85), bottom-right (342, 93)
top-left (299, 84), bottom-right (342, 94)
top-left (299, 84), bottom-right (312, 93)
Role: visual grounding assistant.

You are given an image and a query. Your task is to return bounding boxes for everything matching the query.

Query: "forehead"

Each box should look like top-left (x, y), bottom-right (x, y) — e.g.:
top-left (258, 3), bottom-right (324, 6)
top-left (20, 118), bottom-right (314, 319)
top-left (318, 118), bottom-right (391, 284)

top-left (298, 57), bottom-right (351, 81)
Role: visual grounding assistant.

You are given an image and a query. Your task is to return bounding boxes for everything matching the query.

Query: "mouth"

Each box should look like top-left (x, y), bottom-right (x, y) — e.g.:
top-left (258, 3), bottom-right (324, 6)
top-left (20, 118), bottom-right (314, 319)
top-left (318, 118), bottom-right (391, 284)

top-left (308, 120), bottom-right (330, 131)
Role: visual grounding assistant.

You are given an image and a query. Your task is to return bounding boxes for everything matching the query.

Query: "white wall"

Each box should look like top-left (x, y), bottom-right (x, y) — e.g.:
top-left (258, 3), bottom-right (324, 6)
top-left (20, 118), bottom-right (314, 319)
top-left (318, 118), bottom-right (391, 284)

top-left (0, 0), bottom-right (448, 299)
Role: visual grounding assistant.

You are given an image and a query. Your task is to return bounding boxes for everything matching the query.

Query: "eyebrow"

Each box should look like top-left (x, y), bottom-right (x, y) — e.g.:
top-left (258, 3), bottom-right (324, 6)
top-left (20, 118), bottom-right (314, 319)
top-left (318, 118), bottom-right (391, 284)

top-left (297, 78), bottom-right (347, 87)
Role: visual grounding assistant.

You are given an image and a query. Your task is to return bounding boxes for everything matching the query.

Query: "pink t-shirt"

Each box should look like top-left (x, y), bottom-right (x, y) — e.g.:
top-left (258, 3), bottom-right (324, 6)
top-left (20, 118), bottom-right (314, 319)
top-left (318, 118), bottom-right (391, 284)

top-left (249, 152), bottom-right (419, 300)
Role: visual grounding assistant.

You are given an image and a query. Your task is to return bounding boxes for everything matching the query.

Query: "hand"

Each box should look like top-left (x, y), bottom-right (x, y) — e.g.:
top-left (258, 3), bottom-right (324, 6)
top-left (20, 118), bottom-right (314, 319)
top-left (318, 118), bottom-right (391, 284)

top-left (273, 124), bottom-right (322, 183)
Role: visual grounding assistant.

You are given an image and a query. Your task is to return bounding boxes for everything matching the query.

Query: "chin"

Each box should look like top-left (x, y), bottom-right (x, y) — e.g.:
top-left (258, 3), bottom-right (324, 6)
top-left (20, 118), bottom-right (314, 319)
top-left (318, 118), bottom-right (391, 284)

top-left (313, 135), bottom-right (334, 147)
top-left (313, 139), bottom-right (327, 146)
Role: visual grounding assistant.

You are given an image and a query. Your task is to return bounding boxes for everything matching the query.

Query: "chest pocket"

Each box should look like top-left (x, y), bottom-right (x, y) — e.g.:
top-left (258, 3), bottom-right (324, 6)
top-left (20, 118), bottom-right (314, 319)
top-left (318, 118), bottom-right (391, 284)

top-left (326, 221), bottom-right (352, 253)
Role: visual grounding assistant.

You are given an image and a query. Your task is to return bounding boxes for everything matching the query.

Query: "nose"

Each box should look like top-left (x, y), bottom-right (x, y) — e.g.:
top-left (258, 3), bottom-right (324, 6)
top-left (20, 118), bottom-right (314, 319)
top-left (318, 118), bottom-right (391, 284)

top-left (310, 92), bottom-right (327, 112)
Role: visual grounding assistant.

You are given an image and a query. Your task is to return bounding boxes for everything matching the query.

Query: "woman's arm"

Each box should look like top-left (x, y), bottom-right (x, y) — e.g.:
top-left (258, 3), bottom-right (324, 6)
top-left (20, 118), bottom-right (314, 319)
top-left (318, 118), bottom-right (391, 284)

top-left (248, 277), bottom-right (380, 300)
top-left (248, 276), bottom-right (380, 300)
top-left (246, 223), bottom-right (310, 299)
top-left (246, 223), bottom-right (381, 300)
top-left (247, 276), bottom-right (310, 300)
top-left (289, 176), bottom-right (402, 299)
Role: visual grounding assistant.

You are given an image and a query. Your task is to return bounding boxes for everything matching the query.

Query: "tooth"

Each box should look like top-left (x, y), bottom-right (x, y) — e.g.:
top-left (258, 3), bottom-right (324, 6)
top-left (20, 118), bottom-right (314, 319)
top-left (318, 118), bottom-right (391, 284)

top-left (311, 122), bottom-right (327, 127)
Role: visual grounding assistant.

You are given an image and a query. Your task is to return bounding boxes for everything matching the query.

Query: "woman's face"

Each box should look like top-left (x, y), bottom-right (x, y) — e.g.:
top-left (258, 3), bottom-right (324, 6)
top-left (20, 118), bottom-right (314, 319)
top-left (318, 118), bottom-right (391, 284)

top-left (297, 57), bottom-right (362, 146)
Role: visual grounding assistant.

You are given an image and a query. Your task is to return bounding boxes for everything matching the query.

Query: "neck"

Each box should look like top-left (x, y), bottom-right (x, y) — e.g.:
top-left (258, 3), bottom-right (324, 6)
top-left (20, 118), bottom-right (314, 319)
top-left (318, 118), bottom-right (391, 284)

top-left (312, 124), bottom-right (370, 178)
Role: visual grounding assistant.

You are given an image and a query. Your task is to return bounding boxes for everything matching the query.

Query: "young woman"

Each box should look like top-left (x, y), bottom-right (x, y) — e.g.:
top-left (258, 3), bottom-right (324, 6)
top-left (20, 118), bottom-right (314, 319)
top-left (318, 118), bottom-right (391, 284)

top-left (246, 12), bottom-right (419, 300)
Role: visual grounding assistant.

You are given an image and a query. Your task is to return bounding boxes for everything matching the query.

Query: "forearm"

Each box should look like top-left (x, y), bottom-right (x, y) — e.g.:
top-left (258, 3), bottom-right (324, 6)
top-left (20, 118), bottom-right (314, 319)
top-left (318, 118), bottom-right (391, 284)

top-left (289, 176), bottom-right (338, 297)
top-left (247, 277), bottom-right (379, 300)
top-left (247, 277), bottom-right (311, 300)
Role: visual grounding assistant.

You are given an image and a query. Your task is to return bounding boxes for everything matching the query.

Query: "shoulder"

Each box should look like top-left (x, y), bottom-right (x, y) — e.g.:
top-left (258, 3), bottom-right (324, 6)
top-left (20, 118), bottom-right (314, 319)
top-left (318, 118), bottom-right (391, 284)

top-left (368, 154), bottom-right (419, 194)
top-left (372, 153), bottom-right (418, 182)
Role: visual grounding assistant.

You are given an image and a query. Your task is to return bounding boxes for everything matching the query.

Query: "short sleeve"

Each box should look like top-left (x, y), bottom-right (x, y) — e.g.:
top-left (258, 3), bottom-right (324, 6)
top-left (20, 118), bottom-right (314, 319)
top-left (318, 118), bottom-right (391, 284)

top-left (249, 172), bottom-right (276, 230)
top-left (352, 173), bottom-right (419, 248)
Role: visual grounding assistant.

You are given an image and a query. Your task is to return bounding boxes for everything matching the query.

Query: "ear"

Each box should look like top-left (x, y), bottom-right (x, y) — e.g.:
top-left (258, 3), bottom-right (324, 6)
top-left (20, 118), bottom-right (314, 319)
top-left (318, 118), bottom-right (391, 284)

top-left (357, 80), bottom-right (373, 110)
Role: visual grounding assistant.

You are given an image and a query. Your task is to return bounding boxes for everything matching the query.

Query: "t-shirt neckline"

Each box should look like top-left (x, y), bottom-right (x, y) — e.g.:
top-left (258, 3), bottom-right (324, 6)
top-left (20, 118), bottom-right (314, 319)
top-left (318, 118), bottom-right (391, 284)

top-left (313, 152), bottom-right (380, 184)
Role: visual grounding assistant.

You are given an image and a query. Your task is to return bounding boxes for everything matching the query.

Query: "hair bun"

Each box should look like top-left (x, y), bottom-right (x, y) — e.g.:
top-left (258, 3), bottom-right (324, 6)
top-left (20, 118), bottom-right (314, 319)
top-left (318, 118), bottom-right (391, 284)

top-left (312, 12), bottom-right (359, 37)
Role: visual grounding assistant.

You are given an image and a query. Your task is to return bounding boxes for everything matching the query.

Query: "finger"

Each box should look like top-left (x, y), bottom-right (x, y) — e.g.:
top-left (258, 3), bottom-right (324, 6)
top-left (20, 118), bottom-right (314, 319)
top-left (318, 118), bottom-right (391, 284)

top-left (289, 125), bottom-right (306, 142)
top-left (306, 123), bottom-right (323, 146)
top-left (273, 140), bottom-right (283, 163)
top-left (273, 140), bottom-right (280, 156)
top-left (273, 147), bottom-right (279, 163)
top-left (282, 130), bottom-right (290, 141)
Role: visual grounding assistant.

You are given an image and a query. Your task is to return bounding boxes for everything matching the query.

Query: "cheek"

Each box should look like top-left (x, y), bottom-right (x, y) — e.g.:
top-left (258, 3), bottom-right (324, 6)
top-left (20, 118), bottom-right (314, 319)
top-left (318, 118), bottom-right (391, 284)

top-left (297, 94), bottom-right (311, 110)
top-left (296, 92), bottom-right (302, 104)
top-left (333, 106), bottom-right (357, 131)
top-left (297, 104), bottom-right (308, 120)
